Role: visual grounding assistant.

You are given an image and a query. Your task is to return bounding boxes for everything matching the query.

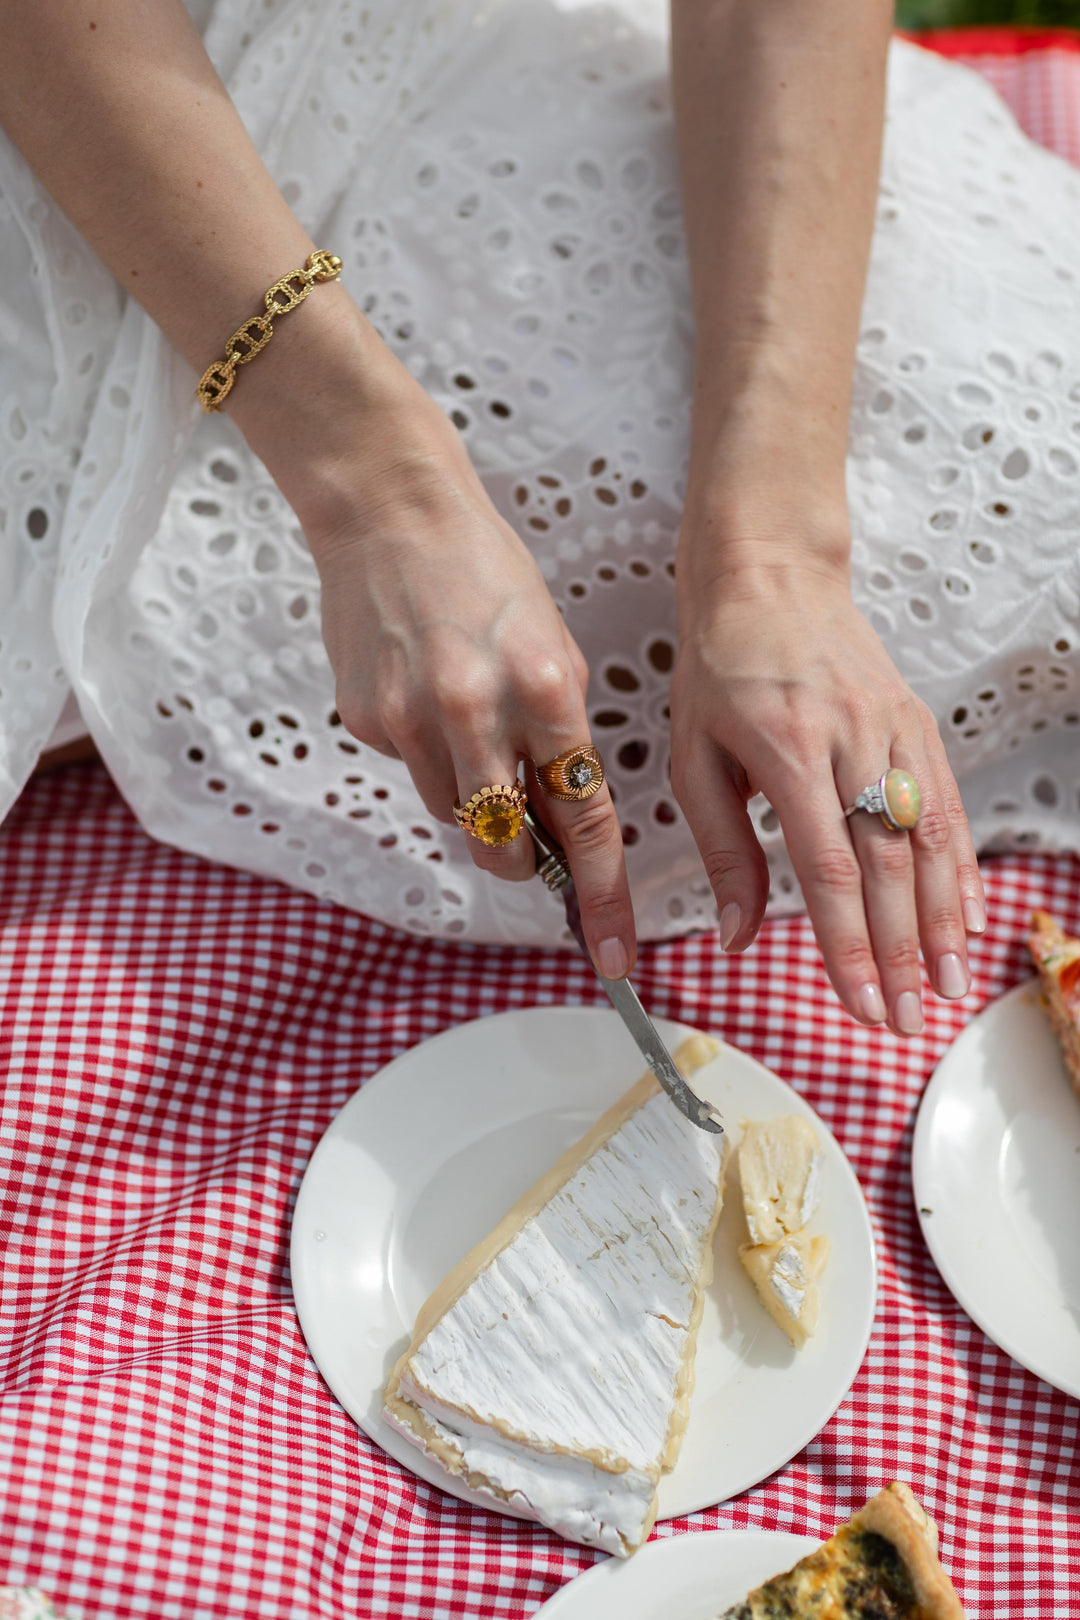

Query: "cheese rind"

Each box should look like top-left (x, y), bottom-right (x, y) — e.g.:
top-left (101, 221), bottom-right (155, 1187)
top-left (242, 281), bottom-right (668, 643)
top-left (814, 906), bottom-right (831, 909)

top-left (383, 1033), bottom-right (727, 1556)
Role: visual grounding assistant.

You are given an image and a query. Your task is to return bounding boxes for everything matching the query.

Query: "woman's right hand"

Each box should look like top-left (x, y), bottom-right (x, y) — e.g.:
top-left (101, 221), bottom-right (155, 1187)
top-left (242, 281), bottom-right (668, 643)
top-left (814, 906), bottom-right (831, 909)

top-left (249, 331), bottom-right (637, 979)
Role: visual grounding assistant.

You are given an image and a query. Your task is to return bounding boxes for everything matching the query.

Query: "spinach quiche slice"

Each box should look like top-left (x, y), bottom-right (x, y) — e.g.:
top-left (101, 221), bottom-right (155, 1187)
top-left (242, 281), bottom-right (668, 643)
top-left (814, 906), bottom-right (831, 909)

top-left (715, 1483), bottom-right (965, 1619)
top-left (1028, 909), bottom-right (1080, 1099)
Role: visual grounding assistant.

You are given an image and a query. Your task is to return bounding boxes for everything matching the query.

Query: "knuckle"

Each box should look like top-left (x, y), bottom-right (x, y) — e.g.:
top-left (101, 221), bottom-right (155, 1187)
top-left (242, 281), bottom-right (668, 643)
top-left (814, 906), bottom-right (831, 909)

top-left (519, 653), bottom-right (573, 706)
top-left (430, 663), bottom-right (489, 727)
top-left (561, 798), bottom-right (622, 858)
top-left (701, 848), bottom-right (746, 892)
top-left (912, 804), bottom-right (953, 857)
top-left (861, 833), bottom-right (914, 883)
top-left (879, 937), bottom-right (921, 978)
top-left (336, 689), bottom-right (382, 748)
top-left (830, 935), bottom-right (878, 982)
top-left (805, 844), bottom-right (864, 895)
top-left (921, 900), bottom-right (964, 940)
top-left (375, 689), bottom-right (420, 747)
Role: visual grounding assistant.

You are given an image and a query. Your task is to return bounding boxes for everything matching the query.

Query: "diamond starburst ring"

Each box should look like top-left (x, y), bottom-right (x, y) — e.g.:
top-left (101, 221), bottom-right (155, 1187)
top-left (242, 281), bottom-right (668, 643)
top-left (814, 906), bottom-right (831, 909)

top-left (534, 745), bottom-right (605, 802)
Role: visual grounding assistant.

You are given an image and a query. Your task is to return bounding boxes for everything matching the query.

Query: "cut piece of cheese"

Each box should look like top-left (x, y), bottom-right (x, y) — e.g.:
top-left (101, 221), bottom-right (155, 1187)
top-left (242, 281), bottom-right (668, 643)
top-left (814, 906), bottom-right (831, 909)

top-left (1028, 908), bottom-right (1080, 1100)
top-left (383, 1032), bottom-right (727, 1557)
top-left (739, 1231), bottom-right (830, 1349)
top-left (713, 1481), bottom-right (966, 1618)
top-left (738, 1115), bottom-right (824, 1245)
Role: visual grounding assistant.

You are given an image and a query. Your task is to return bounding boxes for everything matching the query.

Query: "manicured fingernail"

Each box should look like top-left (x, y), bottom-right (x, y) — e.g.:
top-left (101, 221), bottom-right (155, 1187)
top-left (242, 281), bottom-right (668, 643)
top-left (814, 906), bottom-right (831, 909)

top-left (596, 937), bottom-right (629, 980)
top-left (962, 897), bottom-right (986, 935)
top-left (859, 982), bottom-right (886, 1024)
top-left (937, 952), bottom-right (969, 999)
top-left (895, 990), bottom-right (923, 1035)
top-left (719, 902), bottom-right (741, 952)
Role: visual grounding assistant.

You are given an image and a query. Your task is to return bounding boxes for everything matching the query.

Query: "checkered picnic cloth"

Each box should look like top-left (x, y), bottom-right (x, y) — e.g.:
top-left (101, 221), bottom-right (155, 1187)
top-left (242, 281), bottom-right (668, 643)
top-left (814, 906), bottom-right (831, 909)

top-left (2, 35), bottom-right (1079, 1620)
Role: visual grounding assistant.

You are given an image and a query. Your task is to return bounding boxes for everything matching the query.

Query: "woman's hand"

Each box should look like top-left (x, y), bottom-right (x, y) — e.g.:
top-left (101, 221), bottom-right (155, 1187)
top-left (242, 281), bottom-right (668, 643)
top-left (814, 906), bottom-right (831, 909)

top-left (670, 541), bottom-right (986, 1035)
top-left (271, 359), bottom-right (636, 979)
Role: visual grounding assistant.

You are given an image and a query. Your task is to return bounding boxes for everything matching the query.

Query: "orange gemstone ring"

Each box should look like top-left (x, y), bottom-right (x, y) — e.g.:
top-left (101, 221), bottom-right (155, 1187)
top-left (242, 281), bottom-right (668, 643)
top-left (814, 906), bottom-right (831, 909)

top-left (844, 768), bottom-right (922, 832)
top-left (535, 744), bottom-right (605, 802)
top-left (453, 782), bottom-right (528, 847)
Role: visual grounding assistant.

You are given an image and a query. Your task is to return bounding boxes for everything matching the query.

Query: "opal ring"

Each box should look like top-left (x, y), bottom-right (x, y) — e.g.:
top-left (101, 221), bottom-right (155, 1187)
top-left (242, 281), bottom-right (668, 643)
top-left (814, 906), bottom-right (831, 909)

top-left (844, 768), bottom-right (922, 832)
top-left (535, 744), bottom-right (605, 802)
top-left (453, 782), bottom-right (528, 847)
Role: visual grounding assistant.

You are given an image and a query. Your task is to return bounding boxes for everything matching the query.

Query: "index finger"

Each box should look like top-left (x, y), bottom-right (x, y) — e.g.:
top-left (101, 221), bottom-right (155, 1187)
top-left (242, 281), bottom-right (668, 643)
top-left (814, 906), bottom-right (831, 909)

top-left (525, 744), bottom-right (636, 980)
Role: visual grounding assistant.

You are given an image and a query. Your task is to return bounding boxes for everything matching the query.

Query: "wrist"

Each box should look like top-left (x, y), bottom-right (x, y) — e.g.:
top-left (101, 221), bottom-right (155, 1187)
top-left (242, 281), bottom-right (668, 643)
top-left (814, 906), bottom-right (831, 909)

top-left (676, 469), bottom-right (852, 609)
top-left (223, 286), bottom-right (454, 540)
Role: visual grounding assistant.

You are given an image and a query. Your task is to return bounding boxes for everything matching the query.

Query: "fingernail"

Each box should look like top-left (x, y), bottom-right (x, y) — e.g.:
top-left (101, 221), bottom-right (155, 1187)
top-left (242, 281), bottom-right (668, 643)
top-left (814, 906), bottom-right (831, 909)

top-left (596, 937), bottom-right (629, 980)
top-left (719, 902), bottom-right (741, 952)
top-left (937, 951), bottom-right (969, 999)
top-left (962, 897), bottom-right (986, 935)
top-left (859, 982), bottom-right (886, 1024)
top-left (895, 990), bottom-right (923, 1036)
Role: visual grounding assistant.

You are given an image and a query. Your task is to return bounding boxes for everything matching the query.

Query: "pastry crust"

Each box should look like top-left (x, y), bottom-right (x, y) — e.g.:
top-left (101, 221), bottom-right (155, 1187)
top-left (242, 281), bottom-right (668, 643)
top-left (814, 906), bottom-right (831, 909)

top-left (715, 1482), bottom-right (966, 1619)
top-left (1028, 908), bottom-right (1080, 1098)
top-left (853, 1482), bottom-right (965, 1618)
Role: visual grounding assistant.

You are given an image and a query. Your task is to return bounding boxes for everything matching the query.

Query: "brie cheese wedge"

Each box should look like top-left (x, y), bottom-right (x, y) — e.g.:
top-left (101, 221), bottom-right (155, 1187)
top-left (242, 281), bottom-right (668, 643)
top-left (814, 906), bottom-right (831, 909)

top-left (739, 1231), bottom-right (830, 1349)
top-left (383, 1032), bottom-right (727, 1557)
top-left (737, 1116), bottom-right (823, 1245)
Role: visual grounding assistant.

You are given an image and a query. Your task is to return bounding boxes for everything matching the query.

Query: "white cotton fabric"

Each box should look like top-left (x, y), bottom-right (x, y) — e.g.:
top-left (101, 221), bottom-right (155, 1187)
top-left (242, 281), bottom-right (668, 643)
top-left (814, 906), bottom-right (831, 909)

top-left (2, 0), bottom-right (1079, 947)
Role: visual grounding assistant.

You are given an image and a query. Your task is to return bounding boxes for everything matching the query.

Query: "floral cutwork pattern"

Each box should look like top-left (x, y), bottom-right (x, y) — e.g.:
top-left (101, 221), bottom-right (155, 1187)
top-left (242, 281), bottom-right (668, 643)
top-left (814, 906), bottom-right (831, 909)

top-left (0, 9), bottom-right (1079, 942)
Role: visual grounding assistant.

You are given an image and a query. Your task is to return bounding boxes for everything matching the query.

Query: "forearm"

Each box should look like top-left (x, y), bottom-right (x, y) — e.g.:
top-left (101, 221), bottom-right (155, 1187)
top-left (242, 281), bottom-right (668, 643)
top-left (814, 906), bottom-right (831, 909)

top-left (670, 0), bottom-right (892, 576)
top-left (0, 0), bottom-right (402, 515)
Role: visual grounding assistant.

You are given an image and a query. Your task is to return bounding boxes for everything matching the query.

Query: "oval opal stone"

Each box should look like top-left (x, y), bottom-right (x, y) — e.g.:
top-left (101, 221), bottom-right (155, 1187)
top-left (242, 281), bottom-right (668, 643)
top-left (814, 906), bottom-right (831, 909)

top-left (883, 768), bottom-right (921, 830)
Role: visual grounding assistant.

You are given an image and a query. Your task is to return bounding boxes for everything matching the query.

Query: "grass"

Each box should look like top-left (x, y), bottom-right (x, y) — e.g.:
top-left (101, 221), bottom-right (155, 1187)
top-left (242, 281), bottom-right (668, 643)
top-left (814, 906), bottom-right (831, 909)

top-left (896, 0), bottom-right (1080, 25)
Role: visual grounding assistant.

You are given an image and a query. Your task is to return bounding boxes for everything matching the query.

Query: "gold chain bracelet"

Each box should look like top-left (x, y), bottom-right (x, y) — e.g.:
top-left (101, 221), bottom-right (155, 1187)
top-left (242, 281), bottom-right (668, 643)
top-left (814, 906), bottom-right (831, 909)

top-left (195, 249), bottom-right (343, 412)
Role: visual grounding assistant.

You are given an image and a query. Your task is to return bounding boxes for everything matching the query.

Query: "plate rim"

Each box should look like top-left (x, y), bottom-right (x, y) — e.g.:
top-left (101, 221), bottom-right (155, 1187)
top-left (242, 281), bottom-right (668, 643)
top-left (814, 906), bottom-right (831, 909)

top-left (912, 976), bottom-right (1080, 1399)
top-left (290, 1004), bottom-right (877, 1523)
top-left (531, 1527), bottom-right (823, 1619)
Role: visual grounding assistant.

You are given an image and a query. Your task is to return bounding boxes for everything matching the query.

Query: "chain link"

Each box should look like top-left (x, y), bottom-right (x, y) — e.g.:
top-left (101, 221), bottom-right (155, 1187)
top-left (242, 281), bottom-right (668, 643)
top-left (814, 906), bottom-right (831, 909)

top-left (195, 250), bottom-right (342, 413)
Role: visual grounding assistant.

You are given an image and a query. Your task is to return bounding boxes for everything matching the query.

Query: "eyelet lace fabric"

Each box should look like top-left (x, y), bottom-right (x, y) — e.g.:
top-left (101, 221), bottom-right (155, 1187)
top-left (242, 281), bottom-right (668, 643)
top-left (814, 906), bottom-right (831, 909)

top-left (1, 0), bottom-right (1079, 947)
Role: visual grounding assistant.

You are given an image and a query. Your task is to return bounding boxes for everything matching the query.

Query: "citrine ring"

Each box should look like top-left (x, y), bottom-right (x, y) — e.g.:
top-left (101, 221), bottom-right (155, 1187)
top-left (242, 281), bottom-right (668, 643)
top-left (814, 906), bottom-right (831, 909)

top-left (535, 744), bottom-right (605, 802)
top-left (844, 768), bottom-right (922, 832)
top-left (453, 782), bottom-right (528, 847)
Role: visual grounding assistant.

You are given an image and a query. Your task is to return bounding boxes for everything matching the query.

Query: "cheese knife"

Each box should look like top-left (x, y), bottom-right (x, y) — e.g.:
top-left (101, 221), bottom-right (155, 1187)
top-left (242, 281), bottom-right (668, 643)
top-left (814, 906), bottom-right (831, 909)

top-left (524, 809), bottom-right (725, 1135)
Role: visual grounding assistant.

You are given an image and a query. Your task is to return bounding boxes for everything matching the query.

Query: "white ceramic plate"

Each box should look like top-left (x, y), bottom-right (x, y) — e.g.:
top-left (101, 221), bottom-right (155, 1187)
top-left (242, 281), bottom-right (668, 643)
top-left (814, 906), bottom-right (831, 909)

top-left (533, 1529), bottom-right (820, 1619)
top-left (291, 1006), bottom-right (876, 1522)
top-left (913, 978), bottom-right (1080, 1398)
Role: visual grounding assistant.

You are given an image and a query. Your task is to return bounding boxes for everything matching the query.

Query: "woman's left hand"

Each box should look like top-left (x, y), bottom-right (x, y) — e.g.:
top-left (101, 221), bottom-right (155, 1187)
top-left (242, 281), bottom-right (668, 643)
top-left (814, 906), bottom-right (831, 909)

top-left (669, 546), bottom-right (986, 1036)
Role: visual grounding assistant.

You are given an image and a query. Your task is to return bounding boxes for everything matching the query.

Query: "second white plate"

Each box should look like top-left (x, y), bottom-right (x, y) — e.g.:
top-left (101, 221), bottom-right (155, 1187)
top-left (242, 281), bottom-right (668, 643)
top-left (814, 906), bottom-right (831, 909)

top-left (291, 1006), bottom-right (877, 1524)
top-left (533, 1529), bottom-right (820, 1619)
top-left (913, 979), bottom-right (1080, 1398)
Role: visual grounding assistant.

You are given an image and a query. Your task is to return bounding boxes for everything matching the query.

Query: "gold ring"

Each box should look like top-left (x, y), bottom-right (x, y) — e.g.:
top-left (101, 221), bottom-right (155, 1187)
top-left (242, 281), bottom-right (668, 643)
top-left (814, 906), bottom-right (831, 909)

top-left (453, 782), bottom-right (528, 847)
top-left (535, 744), bottom-right (605, 802)
top-left (843, 768), bottom-right (921, 832)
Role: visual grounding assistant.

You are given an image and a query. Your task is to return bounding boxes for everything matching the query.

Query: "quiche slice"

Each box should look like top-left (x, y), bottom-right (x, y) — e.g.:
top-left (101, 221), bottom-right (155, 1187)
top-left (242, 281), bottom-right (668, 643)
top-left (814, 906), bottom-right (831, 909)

top-left (383, 1033), bottom-right (727, 1557)
top-left (1028, 908), bottom-right (1080, 1097)
top-left (715, 1482), bottom-right (966, 1619)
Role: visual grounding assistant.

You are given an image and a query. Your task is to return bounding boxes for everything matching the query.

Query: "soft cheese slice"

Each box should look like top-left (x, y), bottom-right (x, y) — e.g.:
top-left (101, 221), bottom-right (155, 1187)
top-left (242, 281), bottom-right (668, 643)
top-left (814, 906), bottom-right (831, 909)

top-left (739, 1231), bottom-right (830, 1349)
top-left (738, 1115), bottom-right (823, 1245)
top-left (383, 1033), bottom-right (727, 1557)
top-left (1028, 908), bottom-right (1080, 1099)
top-left (713, 1481), bottom-right (966, 1618)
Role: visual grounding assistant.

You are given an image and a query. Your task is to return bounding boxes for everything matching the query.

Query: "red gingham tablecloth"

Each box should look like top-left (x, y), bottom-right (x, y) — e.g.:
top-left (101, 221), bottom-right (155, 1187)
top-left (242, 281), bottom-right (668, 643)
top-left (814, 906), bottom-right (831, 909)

top-left (3, 36), bottom-right (1080, 1620)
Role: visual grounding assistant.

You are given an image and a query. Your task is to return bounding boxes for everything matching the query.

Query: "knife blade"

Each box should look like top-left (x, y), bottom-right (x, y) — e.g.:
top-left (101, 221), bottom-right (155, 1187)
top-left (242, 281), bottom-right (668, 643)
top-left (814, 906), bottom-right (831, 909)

top-left (524, 809), bottom-right (724, 1135)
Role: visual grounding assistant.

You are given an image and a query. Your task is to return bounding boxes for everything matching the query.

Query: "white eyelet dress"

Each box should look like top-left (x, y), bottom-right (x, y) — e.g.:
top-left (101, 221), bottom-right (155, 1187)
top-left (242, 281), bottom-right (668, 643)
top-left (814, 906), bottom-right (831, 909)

top-left (1, 0), bottom-right (1079, 946)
